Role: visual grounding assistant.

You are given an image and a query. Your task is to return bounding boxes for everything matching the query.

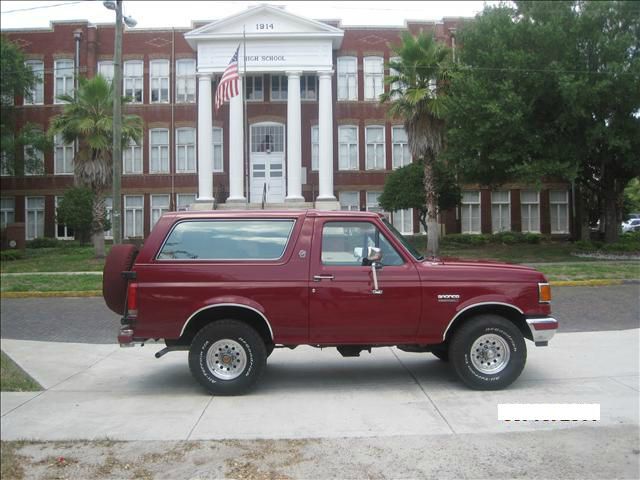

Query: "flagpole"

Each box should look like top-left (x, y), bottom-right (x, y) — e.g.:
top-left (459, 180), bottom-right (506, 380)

top-left (242, 25), bottom-right (249, 204)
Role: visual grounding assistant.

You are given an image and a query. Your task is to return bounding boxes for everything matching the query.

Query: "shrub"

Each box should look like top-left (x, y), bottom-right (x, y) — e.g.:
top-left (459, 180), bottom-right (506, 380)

top-left (0, 250), bottom-right (24, 261)
top-left (523, 233), bottom-right (542, 244)
top-left (27, 237), bottom-right (59, 248)
top-left (56, 187), bottom-right (94, 244)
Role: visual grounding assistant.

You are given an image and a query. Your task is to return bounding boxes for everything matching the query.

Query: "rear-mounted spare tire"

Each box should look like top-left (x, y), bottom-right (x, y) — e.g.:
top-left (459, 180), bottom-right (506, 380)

top-left (103, 244), bottom-right (138, 315)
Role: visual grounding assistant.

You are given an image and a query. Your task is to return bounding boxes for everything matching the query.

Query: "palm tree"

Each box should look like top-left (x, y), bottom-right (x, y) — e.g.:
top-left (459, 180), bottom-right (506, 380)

top-left (49, 75), bottom-right (142, 258)
top-left (380, 31), bottom-right (452, 256)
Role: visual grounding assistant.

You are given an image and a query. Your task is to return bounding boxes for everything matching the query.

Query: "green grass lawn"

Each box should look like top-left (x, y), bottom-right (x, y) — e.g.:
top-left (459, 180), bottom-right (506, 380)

top-left (1, 245), bottom-right (106, 273)
top-left (0, 351), bottom-right (42, 392)
top-left (0, 274), bottom-right (102, 293)
top-left (534, 262), bottom-right (640, 281)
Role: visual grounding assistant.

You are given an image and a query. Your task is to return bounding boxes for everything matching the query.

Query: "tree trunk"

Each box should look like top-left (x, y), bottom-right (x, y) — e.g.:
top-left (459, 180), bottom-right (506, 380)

top-left (92, 191), bottom-right (106, 259)
top-left (603, 174), bottom-right (621, 244)
top-left (423, 159), bottom-right (439, 256)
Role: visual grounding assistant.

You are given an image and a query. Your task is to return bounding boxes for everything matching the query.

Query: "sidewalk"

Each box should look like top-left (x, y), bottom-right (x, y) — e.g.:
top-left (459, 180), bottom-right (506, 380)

top-left (1, 329), bottom-right (638, 441)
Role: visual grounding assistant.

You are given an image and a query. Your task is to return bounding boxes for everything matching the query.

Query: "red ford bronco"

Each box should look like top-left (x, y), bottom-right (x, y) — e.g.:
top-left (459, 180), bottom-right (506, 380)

top-left (103, 209), bottom-right (557, 395)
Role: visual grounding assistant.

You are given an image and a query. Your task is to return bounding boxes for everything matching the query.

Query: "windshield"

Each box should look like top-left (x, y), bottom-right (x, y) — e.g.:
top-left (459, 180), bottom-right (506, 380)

top-left (382, 218), bottom-right (424, 261)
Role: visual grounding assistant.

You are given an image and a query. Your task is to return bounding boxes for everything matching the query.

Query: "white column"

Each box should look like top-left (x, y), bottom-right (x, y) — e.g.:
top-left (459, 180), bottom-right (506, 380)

top-left (228, 76), bottom-right (246, 202)
top-left (286, 71), bottom-right (304, 202)
top-left (317, 71), bottom-right (336, 202)
top-left (197, 74), bottom-right (214, 201)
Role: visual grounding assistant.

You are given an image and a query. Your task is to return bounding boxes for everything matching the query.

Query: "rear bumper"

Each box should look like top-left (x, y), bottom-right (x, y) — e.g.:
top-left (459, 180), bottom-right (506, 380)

top-left (526, 317), bottom-right (558, 346)
top-left (118, 327), bottom-right (135, 347)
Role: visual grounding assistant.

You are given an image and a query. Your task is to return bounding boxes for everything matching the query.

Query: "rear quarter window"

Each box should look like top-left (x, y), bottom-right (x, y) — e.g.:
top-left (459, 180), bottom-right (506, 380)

top-left (157, 219), bottom-right (295, 261)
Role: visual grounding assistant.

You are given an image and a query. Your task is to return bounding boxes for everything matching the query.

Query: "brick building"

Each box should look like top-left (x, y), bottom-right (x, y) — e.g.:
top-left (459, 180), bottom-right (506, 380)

top-left (1, 4), bottom-right (572, 241)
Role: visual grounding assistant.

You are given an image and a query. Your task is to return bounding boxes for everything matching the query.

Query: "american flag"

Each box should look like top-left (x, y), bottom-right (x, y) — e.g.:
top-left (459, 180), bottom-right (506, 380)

top-left (214, 45), bottom-right (240, 111)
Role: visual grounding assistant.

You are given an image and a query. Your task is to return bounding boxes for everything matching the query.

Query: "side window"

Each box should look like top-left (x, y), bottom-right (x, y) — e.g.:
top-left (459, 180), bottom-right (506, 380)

top-left (157, 219), bottom-right (295, 261)
top-left (321, 221), bottom-right (403, 267)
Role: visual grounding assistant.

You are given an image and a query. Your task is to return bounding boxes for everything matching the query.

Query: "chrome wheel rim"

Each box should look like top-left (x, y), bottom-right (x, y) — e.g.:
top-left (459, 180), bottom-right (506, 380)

top-left (206, 339), bottom-right (247, 380)
top-left (470, 334), bottom-right (510, 374)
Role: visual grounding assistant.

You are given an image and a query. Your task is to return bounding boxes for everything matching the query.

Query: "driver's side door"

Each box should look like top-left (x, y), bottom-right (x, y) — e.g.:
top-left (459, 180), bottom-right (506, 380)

top-left (308, 218), bottom-right (421, 344)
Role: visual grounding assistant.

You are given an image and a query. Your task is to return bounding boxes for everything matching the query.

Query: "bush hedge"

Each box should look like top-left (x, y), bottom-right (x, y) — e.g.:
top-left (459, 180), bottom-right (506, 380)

top-left (441, 232), bottom-right (543, 246)
top-left (26, 237), bottom-right (60, 249)
top-left (573, 232), bottom-right (640, 253)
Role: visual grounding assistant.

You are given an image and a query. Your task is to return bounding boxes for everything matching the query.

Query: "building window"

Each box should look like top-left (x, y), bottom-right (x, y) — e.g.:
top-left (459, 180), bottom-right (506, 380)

top-left (176, 59), bottom-right (196, 103)
top-left (1, 197), bottom-right (15, 229)
top-left (177, 193), bottom-right (196, 211)
top-left (392, 209), bottom-right (413, 235)
top-left (251, 124), bottom-right (284, 153)
top-left (364, 56), bottom-right (384, 100)
top-left (150, 194), bottom-right (170, 227)
top-left (124, 195), bottom-right (143, 238)
top-left (26, 196), bottom-right (45, 240)
top-left (55, 196), bottom-right (75, 240)
top-left (550, 190), bottom-right (569, 234)
top-left (0, 152), bottom-right (10, 176)
top-left (311, 126), bottom-right (319, 171)
top-left (246, 75), bottom-right (263, 101)
top-left (54, 133), bottom-right (74, 175)
top-left (392, 126), bottom-right (411, 168)
top-left (337, 57), bottom-right (357, 101)
top-left (123, 138), bottom-right (142, 174)
top-left (461, 191), bottom-right (481, 234)
top-left (150, 129), bottom-right (169, 173)
top-left (176, 127), bottom-right (196, 173)
top-left (521, 190), bottom-right (540, 233)
top-left (339, 191), bottom-right (359, 211)
top-left (104, 197), bottom-right (113, 239)
top-left (212, 127), bottom-right (223, 172)
top-left (150, 59), bottom-right (170, 103)
top-left (24, 143), bottom-right (44, 176)
top-left (300, 74), bottom-right (317, 100)
top-left (389, 56), bottom-right (405, 99)
top-left (124, 60), bottom-right (143, 103)
top-left (271, 75), bottom-right (287, 101)
top-left (366, 191), bottom-right (384, 215)
top-left (365, 125), bottom-right (385, 170)
top-left (54, 59), bottom-right (74, 103)
top-left (97, 61), bottom-right (114, 84)
top-left (24, 60), bottom-right (44, 104)
top-left (491, 191), bottom-right (511, 233)
top-left (338, 125), bottom-right (358, 171)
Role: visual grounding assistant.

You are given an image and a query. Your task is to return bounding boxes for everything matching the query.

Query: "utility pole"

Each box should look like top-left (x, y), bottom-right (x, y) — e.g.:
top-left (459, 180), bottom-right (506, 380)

top-left (111, 0), bottom-right (124, 244)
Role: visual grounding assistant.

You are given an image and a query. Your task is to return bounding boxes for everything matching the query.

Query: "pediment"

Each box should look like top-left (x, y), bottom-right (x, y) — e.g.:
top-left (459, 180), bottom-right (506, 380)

top-left (185, 4), bottom-right (343, 48)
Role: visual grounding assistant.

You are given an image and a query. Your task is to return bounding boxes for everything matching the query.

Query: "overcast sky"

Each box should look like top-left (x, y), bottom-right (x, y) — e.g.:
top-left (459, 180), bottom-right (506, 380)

top-left (0, 1), bottom-right (495, 29)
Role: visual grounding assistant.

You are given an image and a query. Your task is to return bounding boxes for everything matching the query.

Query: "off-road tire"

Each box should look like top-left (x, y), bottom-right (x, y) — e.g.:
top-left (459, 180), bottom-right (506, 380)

top-left (103, 244), bottom-right (138, 314)
top-left (450, 314), bottom-right (526, 390)
top-left (189, 319), bottom-right (267, 395)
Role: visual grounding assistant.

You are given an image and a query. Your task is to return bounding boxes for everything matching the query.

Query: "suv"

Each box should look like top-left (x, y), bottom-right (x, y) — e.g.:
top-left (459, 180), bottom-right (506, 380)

top-left (103, 210), bottom-right (558, 395)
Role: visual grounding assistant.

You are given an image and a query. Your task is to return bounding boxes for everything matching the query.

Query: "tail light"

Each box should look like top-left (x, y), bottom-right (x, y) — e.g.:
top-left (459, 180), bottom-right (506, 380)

top-left (538, 282), bottom-right (551, 303)
top-left (127, 282), bottom-right (138, 316)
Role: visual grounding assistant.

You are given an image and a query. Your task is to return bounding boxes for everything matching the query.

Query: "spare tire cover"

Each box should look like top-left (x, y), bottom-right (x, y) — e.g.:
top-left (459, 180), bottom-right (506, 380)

top-left (103, 244), bottom-right (138, 315)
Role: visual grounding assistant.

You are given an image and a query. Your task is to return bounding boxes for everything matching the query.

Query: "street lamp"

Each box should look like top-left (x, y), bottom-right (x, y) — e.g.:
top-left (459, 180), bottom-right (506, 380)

top-left (103, 1), bottom-right (136, 244)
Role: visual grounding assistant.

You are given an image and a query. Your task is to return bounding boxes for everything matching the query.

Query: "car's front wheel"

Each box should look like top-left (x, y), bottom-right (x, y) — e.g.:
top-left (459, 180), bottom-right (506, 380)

top-left (449, 314), bottom-right (526, 390)
top-left (188, 319), bottom-right (267, 395)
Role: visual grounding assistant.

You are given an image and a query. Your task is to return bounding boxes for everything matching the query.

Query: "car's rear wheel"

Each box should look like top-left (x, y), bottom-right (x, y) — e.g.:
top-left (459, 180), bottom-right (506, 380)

top-left (189, 319), bottom-right (267, 395)
top-left (449, 314), bottom-right (526, 390)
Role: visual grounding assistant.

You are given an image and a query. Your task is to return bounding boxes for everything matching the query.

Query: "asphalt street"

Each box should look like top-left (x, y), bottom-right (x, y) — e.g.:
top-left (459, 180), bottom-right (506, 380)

top-left (1, 285), bottom-right (639, 344)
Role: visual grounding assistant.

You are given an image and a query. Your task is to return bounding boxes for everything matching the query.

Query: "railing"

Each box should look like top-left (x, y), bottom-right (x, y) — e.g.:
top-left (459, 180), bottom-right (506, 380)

top-left (261, 182), bottom-right (267, 209)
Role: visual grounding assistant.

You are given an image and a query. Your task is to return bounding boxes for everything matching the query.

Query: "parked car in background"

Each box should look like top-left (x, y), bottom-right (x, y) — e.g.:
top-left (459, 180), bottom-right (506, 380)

top-left (622, 218), bottom-right (640, 233)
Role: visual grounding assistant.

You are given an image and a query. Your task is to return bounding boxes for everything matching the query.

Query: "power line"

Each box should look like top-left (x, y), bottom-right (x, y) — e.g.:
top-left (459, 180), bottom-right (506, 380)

top-left (1, 1), bottom-right (84, 14)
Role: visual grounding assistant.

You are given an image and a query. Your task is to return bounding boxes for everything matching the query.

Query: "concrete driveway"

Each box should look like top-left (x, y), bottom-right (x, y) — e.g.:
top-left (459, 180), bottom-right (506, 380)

top-left (1, 329), bottom-right (638, 442)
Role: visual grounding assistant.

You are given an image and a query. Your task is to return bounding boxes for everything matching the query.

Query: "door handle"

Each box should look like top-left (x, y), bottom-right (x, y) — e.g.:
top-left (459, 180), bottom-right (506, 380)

top-left (313, 274), bottom-right (334, 282)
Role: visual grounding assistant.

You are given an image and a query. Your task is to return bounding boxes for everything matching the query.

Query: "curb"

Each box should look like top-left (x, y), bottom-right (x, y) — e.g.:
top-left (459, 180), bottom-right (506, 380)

top-left (1, 290), bottom-right (101, 299)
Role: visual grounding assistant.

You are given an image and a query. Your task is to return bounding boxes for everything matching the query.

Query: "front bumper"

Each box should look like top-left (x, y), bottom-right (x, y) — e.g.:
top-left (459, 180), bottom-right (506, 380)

top-left (525, 317), bottom-right (558, 346)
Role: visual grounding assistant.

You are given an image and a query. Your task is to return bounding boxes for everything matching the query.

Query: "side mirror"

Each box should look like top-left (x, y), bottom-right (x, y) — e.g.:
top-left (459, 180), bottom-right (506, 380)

top-left (367, 246), bottom-right (383, 263)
